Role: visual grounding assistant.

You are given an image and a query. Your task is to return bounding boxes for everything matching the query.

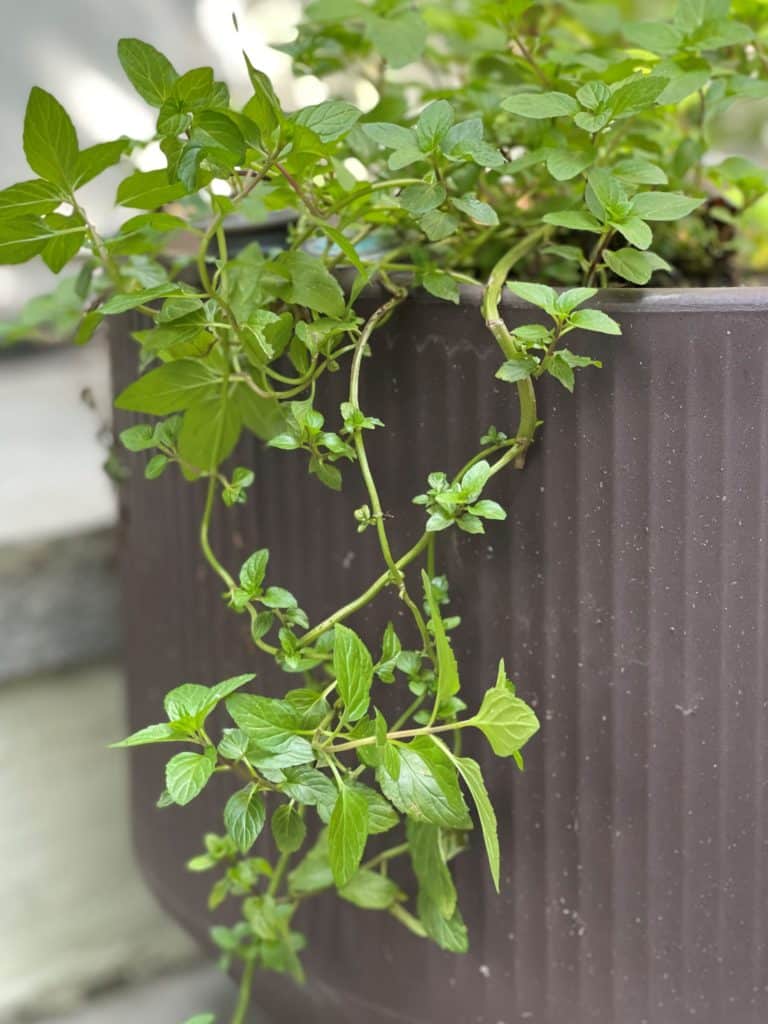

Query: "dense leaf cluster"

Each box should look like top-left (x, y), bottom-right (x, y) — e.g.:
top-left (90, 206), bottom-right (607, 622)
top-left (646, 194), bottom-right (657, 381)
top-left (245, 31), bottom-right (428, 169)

top-left (2, 1), bottom-right (766, 1020)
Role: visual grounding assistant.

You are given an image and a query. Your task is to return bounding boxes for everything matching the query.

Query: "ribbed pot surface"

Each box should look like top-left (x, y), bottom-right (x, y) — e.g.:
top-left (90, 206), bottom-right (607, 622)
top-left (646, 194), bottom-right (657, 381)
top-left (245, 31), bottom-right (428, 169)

top-left (111, 286), bottom-right (768, 1024)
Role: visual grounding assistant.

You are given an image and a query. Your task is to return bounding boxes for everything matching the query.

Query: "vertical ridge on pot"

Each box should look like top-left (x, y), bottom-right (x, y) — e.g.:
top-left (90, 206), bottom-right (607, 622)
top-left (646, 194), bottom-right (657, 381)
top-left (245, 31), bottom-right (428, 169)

top-left (646, 315), bottom-right (687, 1020)
top-left (540, 360), bottom-right (582, 1021)
top-left (680, 328), bottom-right (722, 1019)
top-left (576, 333), bottom-right (617, 1022)
top-left (609, 314), bottom-right (651, 1024)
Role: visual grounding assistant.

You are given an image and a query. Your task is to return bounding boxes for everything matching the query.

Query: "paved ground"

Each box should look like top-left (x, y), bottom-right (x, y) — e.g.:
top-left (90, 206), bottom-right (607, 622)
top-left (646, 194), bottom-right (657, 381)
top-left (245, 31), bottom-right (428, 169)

top-left (34, 963), bottom-right (269, 1024)
top-left (0, 343), bottom-right (115, 544)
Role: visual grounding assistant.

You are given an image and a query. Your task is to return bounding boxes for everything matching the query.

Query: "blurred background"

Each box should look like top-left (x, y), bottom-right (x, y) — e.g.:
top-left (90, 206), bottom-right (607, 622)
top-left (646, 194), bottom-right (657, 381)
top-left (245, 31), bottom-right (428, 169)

top-left (0, 3), bottom-right (306, 1022)
top-left (1, 1), bottom-right (767, 1022)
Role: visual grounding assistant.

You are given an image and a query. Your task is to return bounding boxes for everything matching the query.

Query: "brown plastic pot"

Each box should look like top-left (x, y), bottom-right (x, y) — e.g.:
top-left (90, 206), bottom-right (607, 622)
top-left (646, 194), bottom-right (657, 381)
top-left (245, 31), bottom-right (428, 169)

top-left (111, 284), bottom-right (768, 1024)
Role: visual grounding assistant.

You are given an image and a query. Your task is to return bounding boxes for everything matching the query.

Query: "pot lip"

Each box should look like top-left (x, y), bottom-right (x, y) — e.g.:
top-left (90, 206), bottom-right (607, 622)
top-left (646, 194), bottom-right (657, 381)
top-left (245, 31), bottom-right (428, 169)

top-left (499, 283), bottom-right (768, 313)
top-left (224, 218), bottom-right (768, 309)
top-left (224, 219), bottom-right (768, 311)
top-left (381, 276), bottom-right (768, 312)
top-left (392, 279), bottom-right (768, 312)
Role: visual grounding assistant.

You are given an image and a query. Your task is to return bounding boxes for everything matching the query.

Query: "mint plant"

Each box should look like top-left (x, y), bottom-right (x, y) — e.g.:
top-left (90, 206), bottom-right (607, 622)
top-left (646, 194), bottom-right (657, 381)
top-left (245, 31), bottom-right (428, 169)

top-left (1, 1), bottom-right (766, 1020)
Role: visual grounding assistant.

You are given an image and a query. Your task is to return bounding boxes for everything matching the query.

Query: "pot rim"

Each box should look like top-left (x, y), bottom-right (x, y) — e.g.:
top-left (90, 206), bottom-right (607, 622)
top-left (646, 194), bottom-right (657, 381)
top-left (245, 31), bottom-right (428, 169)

top-left (224, 218), bottom-right (768, 312)
top-left (375, 275), bottom-right (768, 312)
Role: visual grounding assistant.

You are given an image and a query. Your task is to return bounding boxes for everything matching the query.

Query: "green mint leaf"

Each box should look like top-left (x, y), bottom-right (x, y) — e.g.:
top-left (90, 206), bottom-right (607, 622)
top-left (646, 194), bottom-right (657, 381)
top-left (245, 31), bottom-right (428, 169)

top-left (456, 513), bottom-right (484, 534)
top-left (415, 100), bottom-right (454, 150)
top-left (658, 70), bottom-right (713, 105)
top-left (224, 783), bottom-right (266, 852)
top-left (388, 146), bottom-right (426, 170)
top-left (164, 682), bottom-right (216, 722)
top-left (191, 110), bottom-right (245, 162)
top-left (23, 87), bottom-right (79, 189)
top-left (119, 424), bottom-right (155, 452)
top-left (574, 109), bottom-right (613, 133)
top-left (407, 820), bottom-right (468, 953)
top-left (361, 122), bottom-right (416, 151)
top-left (587, 169), bottom-right (630, 220)
top-left (613, 158), bottom-right (668, 185)
top-left (281, 766), bottom-right (338, 820)
top-left (176, 393), bottom-right (242, 476)
top-left (471, 669), bottom-right (540, 757)
top-left (376, 737), bottom-right (471, 829)
top-left (365, 11), bottom-right (426, 68)
top-left (450, 194), bottom-right (498, 226)
top-left (349, 781), bottom-right (399, 834)
top-left (426, 511), bottom-right (453, 532)
top-left (545, 150), bottom-right (592, 182)
top-left (518, 321), bottom-right (552, 346)
top-left (569, 308), bottom-right (622, 335)
top-left (339, 869), bottom-right (400, 910)
top-left (288, 830), bottom-right (333, 897)
top-left (548, 352), bottom-right (575, 391)
top-left (73, 310), bottom-right (104, 347)
top-left (111, 722), bottom-right (189, 747)
top-left (407, 821), bottom-right (456, 918)
top-left (470, 499), bottom-right (506, 521)
top-left (398, 182), bottom-right (446, 215)
top-left (506, 280), bottom-right (557, 314)
top-left (624, 20), bottom-right (683, 54)
top-left (0, 179), bottom-right (62, 220)
top-left (114, 360), bottom-right (218, 415)
top-left (453, 755), bottom-right (499, 890)
top-left (100, 283), bottom-right (192, 315)
top-left (576, 81), bottom-right (612, 112)
top-left (144, 453), bottom-right (169, 479)
top-left (74, 139), bottom-right (130, 189)
top-left (226, 694), bottom-right (315, 768)
top-left (421, 270), bottom-right (460, 304)
top-left (630, 192), bottom-right (703, 221)
top-left (41, 212), bottom-right (87, 272)
top-left (261, 586), bottom-right (298, 610)
top-left (609, 75), bottom-right (669, 117)
top-left (171, 66), bottom-right (219, 110)
top-left (117, 38), bottom-right (179, 107)
top-left (558, 349), bottom-right (602, 371)
top-left (273, 250), bottom-right (346, 318)
top-left (239, 549), bottom-right (269, 594)
top-left (293, 100), bottom-right (361, 142)
top-left (375, 622), bottom-right (402, 682)
top-left (502, 91), bottom-right (579, 119)
top-left (460, 460), bottom-right (490, 500)
top-left (208, 674), bottom-right (255, 704)
top-left (272, 804), bottom-right (307, 853)
top-left (218, 728), bottom-right (251, 761)
top-left (328, 784), bottom-right (369, 887)
top-left (243, 53), bottom-right (282, 141)
top-left (422, 571), bottom-right (460, 709)
top-left (495, 355), bottom-right (539, 383)
top-left (435, 740), bottom-right (500, 891)
top-left (165, 747), bottom-right (217, 805)
top-left (419, 209), bottom-right (459, 241)
top-left (613, 215), bottom-right (652, 250)
top-left (554, 287), bottom-right (597, 314)
top-left (603, 247), bottom-right (671, 284)
top-left (116, 169), bottom-right (188, 209)
top-left (0, 217), bottom-right (53, 265)
top-left (542, 210), bottom-right (603, 233)
top-left (333, 623), bottom-right (374, 721)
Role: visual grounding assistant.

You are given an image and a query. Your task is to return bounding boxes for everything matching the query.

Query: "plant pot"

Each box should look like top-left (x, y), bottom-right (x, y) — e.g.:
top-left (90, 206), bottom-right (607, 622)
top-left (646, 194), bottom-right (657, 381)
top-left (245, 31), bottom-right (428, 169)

top-left (110, 284), bottom-right (768, 1024)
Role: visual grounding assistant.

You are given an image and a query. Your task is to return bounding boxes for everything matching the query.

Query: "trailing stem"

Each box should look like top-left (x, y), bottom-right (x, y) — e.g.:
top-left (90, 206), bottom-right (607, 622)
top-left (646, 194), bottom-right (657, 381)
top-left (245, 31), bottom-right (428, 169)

top-left (482, 228), bottom-right (549, 466)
